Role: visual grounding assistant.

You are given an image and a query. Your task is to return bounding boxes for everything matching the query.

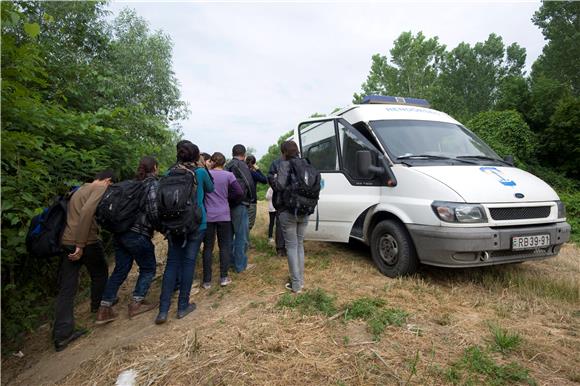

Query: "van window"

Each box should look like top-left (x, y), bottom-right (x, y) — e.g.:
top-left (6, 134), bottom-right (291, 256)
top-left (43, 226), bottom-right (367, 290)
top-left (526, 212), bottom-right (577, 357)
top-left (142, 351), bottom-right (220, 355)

top-left (300, 121), bottom-right (339, 171)
top-left (339, 122), bottom-right (373, 179)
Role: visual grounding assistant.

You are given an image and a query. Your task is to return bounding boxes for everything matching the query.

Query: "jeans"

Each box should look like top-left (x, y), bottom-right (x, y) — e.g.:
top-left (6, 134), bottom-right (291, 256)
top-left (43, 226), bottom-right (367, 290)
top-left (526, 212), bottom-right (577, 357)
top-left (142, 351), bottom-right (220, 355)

top-left (268, 212), bottom-right (276, 239)
top-left (248, 203), bottom-right (257, 230)
top-left (230, 205), bottom-right (249, 272)
top-left (202, 222), bottom-right (232, 283)
top-left (101, 232), bottom-right (156, 305)
top-left (159, 230), bottom-right (205, 313)
top-left (53, 242), bottom-right (108, 342)
top-left (279, 211), bottom-right (309, 292)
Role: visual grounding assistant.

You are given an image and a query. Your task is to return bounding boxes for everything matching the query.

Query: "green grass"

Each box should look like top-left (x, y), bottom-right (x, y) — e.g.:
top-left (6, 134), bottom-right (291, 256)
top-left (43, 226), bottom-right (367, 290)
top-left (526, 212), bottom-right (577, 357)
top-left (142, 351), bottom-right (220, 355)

top-left (445, 345), bottom-right (536, 386)
top-left (343, 297), bottom-right (408, 340)
top-left (488, 324), bottom-right (522, 354)
top-left (277, 288), bottom-right (337, 316)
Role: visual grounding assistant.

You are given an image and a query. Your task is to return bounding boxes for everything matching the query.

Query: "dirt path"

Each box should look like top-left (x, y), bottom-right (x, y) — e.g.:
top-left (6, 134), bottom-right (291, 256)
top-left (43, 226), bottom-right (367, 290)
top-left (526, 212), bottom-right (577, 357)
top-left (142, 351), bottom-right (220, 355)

top-left (2, 207), bottom-right (579, 385)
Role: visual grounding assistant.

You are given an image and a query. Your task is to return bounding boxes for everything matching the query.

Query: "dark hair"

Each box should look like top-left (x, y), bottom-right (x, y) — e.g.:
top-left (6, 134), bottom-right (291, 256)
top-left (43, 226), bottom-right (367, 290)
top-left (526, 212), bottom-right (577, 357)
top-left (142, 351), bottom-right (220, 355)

top-left (232, 144), bottom-right (246, 157)
top-left (94, 169), bottom-right (116, 182)
top-left (200, 152), bottom-right (211, 161)
top-left (135, 156), bottom-right (158, 181)
top-left (177, 141), bottom-right (200, 163)
top-left (176, 139), bottom-right (192, 149)
top-left (281, 140), bottom-right (299, 159)
top-left (246, 155), bottom-right (256, 167)
top-left (210, 152), bottom-right (226, 167)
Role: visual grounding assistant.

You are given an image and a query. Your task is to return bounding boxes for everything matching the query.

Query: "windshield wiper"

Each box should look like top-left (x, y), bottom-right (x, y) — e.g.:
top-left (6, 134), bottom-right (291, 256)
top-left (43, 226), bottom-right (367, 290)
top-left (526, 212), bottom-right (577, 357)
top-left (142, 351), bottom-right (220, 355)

top-left (456, 155), bottom-right (511, 165)
top-left (397, 155), bottom-right (477, 164)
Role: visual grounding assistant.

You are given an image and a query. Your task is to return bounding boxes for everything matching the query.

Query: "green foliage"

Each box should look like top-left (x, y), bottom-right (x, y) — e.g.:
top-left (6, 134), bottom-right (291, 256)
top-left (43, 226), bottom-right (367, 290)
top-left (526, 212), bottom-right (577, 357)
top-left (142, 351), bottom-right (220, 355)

top-left (559, 191), bottom-right (580, 244)
top-left (467, 110), bottom-right (536, 163)
top-left (532, 1), bottom-right (580, 95)
top-left (343, 297), bottom-right (408, 340)
top-left (539, 96), bottom-right (580, 179)
top-left (277, 288), bottom-right (337, 317)
top-left (257, 130), bottom-right (293, 173)
top-left (445, 345), bottom-right (536, 386)
top-left (353, 31), bottom-right (445, 103)
top-left (488, 324), bottom-right (522, 354)
top-left (1, 1), bottom-right (186, 347)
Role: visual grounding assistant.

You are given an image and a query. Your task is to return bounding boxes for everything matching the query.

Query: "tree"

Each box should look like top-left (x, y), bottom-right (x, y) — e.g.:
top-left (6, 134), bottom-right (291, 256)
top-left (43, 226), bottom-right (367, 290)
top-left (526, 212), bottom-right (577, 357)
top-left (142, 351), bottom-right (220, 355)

top-left (1, 1), bottom-right (187, 347)
top-left (432, 34), bottom-right (527, 121)
top-left (258, 130), bottom-right (293, 172)
top-left (532, 1), bottom-right (580, 95)
top-left (353, 31), bottom-right (445, 102)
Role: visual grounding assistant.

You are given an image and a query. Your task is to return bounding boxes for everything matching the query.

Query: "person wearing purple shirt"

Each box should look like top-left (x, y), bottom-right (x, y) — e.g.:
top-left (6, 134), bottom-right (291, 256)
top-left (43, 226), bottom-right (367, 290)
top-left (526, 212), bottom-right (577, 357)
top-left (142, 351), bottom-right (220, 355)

top-left (202, 152), bottom-right (243, 288)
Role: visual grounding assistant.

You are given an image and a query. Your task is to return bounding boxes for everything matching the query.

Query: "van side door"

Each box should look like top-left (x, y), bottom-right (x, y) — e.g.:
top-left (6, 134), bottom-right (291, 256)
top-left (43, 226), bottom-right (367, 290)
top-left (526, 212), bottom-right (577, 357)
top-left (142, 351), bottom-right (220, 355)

top-left (297, 118), bottom-right (385, 242)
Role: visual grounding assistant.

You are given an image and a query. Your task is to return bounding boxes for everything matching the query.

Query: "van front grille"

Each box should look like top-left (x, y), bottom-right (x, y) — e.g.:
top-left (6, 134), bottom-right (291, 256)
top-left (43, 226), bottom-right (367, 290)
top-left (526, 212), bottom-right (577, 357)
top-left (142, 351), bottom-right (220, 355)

top-left (489, 206), bottom-right (551, 221)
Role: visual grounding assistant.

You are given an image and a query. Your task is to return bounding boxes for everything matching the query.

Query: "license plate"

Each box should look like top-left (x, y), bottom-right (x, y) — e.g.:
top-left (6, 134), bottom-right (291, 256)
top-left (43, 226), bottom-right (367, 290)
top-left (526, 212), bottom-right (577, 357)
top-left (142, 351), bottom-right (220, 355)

top-left (511, 234), bottom-right (550, 250)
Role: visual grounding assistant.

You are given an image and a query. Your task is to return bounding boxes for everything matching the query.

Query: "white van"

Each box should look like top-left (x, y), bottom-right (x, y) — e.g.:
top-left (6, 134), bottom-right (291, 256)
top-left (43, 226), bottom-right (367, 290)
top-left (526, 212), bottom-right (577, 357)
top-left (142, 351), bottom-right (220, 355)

top-left (295, 95), bottom-right (571, 277)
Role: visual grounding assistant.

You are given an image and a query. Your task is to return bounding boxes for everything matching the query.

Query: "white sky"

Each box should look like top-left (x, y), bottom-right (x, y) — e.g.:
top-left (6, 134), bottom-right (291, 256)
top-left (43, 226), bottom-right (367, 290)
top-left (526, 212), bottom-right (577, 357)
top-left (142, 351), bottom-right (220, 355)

top-left (108, 1), bottom-right (545, 158)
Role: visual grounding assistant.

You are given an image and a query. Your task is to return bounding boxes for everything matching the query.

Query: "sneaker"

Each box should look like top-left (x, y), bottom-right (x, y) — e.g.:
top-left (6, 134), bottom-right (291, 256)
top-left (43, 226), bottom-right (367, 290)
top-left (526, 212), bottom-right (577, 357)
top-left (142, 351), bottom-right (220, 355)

top-left (155, 312), bottom-right (168, 325)
top-left (95, 306), bottom-right (118, 325)
top-left (220, 277), bottom-right (232, 287)
top-left (202, 282), bottom-right (212, 290)
top-left (128, 300), bottom-right (157, 318)
top-left (177, 303), bottom-right (197, 319)
top-left (285, 282), bottom-right (302, 294)
top-left (54, 328), bottom-right (88, 352)
top-left (268, 238), bottom-right (275, 245)
top-left (245, 263), bottom-right (256, 272)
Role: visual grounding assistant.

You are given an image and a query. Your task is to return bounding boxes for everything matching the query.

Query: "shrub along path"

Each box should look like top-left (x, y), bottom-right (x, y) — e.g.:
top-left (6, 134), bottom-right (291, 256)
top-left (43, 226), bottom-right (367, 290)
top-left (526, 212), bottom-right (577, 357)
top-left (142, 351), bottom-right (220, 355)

top-left (2, 203), bottom-right (579, 385)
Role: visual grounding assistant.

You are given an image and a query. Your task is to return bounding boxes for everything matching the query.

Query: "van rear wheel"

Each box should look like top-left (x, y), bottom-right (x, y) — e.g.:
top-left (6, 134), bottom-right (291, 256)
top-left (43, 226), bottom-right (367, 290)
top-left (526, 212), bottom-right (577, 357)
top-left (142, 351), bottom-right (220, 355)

top-left (370, 220), bottom-right (418, 277)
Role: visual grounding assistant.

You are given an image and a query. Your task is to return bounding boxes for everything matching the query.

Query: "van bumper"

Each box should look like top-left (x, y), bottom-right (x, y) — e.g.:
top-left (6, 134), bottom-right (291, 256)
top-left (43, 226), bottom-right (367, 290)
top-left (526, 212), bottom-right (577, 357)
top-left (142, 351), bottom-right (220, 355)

top-left (407, 222), bottom-right (571, 268)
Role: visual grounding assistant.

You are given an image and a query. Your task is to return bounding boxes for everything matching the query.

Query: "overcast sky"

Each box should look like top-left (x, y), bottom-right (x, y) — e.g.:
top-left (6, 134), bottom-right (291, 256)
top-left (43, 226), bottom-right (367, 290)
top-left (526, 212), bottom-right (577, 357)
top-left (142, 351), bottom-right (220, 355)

top-left (108, 1), bottom-right (545, 158)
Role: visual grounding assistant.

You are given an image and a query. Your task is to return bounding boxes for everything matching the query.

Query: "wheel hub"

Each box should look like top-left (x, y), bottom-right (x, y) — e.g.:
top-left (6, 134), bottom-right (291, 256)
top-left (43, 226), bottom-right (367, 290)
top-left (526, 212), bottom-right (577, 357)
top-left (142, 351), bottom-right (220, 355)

top-left (378, 234), bottom-right (398, 265)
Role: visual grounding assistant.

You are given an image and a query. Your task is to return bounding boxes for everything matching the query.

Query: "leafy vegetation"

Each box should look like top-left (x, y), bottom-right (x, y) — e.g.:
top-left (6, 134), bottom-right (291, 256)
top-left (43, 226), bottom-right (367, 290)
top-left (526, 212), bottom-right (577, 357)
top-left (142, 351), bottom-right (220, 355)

top-left (488, 324), bottom-right (522, 354)
top-left (445, 345), bottom-right (536, 386)
top-left (1, 2), bottom-right (186, 348)
top-left (277, 288), bottom-right (337, 317)
top-left (344, 297), bottom-right (408, 340)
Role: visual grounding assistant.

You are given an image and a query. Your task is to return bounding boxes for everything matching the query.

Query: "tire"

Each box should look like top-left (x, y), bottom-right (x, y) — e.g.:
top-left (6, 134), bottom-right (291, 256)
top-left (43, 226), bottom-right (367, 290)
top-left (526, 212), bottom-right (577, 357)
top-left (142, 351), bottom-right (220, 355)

top-left (370, 220), bottom-right (418, 277)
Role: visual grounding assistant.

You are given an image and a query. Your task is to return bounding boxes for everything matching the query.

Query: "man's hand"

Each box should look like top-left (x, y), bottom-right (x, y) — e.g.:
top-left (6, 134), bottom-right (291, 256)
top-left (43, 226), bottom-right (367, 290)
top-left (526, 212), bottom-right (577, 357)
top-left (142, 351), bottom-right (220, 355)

top-left (68, 247), bottom-right (84, 261)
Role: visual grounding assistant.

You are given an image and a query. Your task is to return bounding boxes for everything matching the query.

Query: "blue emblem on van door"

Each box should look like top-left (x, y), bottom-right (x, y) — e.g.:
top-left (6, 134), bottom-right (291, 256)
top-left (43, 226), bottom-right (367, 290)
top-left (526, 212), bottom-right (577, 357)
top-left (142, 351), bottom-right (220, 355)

top-left (320, 178), bottom-right (325, 190)
top-left (479, 167), bottom-right (516, 187)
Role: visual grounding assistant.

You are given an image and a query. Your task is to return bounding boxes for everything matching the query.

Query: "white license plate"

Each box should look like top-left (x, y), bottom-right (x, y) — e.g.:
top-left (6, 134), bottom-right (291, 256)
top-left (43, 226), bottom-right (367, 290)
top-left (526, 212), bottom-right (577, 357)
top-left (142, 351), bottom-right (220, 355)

top-left (511, 234), bottom-right (550, 250)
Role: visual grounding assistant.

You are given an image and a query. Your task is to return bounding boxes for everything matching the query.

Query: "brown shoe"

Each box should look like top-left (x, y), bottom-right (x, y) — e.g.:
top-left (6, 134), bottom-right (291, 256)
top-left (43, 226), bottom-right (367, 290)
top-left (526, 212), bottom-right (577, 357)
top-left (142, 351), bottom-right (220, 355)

top-left (95, 305), bottom-right (118, 325)
top-left (128, 300), bottom-right (158, 318)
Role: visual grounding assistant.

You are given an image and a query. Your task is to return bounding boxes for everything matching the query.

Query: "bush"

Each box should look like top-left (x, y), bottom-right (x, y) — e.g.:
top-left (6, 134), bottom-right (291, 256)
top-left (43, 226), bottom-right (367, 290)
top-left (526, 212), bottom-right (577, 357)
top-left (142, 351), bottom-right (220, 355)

top-left (467, 110), bottom-right (537, 164)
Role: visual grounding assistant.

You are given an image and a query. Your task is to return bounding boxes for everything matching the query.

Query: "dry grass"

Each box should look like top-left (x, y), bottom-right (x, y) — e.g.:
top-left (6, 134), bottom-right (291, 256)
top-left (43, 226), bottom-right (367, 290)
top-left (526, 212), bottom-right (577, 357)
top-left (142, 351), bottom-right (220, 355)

top-left (2, 202), bottom-right (579, 386)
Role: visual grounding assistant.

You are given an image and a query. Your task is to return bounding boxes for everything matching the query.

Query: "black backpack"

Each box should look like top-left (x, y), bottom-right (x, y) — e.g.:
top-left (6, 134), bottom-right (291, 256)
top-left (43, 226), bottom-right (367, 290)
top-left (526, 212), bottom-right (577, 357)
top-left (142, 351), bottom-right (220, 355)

top-left (26, 188), bottom-right (77, 259)
top-left (284, 158), bottom-right (321, 216)
top-left (157, 166), bottom-right (202, 236)
top-left (96, 180), bottom-right (145, 234)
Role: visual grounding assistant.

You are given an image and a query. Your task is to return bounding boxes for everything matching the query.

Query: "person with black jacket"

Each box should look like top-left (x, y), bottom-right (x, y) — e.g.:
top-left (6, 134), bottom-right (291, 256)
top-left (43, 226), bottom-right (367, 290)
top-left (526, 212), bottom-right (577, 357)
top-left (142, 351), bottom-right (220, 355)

top-left (96, 157), bottom-right (160, 324)
top-left (225, 144), bottom-right (256, 272)
top-left (267, 153), bottom-right (286, 256)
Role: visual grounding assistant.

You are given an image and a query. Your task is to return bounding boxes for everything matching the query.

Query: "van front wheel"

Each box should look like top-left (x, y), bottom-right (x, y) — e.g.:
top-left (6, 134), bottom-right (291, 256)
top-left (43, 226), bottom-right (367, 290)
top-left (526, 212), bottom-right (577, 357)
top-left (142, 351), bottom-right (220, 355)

top-left (370, 220), bottom-right (418, 277)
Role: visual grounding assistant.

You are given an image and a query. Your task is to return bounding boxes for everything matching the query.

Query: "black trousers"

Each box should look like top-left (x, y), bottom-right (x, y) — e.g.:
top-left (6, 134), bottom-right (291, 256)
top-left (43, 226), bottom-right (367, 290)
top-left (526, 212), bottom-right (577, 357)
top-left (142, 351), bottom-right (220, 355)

top-left (53, 242), bottom-right (108, 342)
top-left (268, 212), bottom-right (276, 239)
top-left (202, 222), bottom-right (232, 282)
top-left (275, 212), bottom-right (285, 252)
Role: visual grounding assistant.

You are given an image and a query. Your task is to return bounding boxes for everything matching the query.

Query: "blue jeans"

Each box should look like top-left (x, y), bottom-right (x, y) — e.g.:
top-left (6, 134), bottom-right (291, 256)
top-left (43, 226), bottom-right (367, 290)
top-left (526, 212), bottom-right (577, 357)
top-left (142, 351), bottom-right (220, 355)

top-left (101, 232), bottom-right (156, 305)
top-left (159, 230), bottom-right (205, 313)
top-left (230, 205), bottom-right (249, 273)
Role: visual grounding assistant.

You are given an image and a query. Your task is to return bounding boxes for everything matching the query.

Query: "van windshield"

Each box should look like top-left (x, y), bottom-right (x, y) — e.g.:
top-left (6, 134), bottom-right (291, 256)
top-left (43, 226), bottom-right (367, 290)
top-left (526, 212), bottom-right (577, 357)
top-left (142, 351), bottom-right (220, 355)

top-left (369, 119), bottom-right (504, 165)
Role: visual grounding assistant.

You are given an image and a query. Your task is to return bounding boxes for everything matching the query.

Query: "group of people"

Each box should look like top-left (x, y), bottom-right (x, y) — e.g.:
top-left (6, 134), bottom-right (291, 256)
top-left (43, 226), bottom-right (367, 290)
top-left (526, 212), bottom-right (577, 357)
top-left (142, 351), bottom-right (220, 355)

top-left (52, 139), bottom-right (316, 352)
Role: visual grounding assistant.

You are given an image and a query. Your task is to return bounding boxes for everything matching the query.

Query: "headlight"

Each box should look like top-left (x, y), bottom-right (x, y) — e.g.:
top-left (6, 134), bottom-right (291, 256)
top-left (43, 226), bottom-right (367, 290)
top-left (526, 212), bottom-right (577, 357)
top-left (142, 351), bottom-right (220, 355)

top-left (431, 201), bottom-right (487, 223)
top-left (556, 200), bottom-right (566, 219)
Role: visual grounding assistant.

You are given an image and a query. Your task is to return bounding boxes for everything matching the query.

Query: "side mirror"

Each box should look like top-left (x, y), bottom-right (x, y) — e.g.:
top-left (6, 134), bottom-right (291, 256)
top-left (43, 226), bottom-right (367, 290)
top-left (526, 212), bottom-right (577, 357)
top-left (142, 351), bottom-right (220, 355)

top-left (356, 150), bottom-right (397, 186)
top-left (503, 155), bottom-right (514, 166)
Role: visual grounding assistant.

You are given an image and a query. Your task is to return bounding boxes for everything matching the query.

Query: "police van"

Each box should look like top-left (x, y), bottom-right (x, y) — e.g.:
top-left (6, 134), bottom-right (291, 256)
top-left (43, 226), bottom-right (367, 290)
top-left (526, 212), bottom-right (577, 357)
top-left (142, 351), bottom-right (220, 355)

top-left (295, 95), bottom-right (571, 277)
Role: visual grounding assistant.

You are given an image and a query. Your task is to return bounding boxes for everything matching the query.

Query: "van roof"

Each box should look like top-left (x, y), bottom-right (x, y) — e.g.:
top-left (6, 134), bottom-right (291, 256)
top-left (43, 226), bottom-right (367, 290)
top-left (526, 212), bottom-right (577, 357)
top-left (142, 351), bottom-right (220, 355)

top-left (335, 104), bottom-right (460, 126)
